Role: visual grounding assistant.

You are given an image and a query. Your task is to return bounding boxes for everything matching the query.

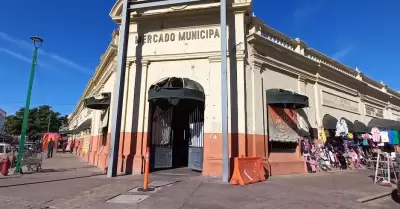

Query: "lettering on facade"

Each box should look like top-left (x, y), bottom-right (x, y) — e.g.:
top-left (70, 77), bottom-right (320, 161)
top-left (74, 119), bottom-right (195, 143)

top-left (135, 28), bottom-right (220, 44)
top-left (321, 91), bottom-right (359, 113)
top-left (365, 105), bottom-right (384, 118)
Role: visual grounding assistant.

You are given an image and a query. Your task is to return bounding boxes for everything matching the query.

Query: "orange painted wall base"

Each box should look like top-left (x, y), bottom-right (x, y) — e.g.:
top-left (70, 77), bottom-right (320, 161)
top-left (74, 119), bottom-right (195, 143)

top-left (74, 132), bottom-right (306, 177)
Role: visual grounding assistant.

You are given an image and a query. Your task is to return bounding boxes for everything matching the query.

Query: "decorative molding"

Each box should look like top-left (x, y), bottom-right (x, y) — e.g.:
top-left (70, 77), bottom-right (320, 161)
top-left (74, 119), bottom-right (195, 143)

top-left (249, 18), bottom-right (400, 104)
top-left (363, 95), bottom-right (387, 108)
top-left (252, 53), bottom-right (316, 82)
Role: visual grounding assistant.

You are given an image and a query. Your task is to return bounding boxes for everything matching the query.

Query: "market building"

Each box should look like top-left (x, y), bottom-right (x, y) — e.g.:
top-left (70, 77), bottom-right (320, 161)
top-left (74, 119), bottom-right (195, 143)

top-left (0, 108), bottom-right (6, 132)
top-left (67, 0), bottom-right (400, 177)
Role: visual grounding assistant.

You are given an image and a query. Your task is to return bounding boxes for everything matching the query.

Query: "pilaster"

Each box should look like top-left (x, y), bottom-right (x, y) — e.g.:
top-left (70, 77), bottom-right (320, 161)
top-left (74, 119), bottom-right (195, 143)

top-left (132, 60), bottom-right (150, 174)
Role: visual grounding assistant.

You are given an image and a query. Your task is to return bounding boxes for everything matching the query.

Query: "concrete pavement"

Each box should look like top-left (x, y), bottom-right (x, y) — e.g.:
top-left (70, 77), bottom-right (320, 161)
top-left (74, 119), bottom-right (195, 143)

top-left (0, 154), bottom-right (399, 209)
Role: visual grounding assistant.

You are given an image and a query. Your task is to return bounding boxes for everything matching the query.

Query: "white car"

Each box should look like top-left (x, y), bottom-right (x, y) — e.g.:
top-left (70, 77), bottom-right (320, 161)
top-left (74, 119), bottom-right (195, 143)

top-left (0, 142), bottom-right (16, 165)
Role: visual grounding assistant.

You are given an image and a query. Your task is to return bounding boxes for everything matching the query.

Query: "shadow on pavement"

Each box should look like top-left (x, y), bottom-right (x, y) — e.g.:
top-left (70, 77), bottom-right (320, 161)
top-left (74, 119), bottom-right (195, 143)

top-left (391, 189), bottom-right (400, 204)
top-left (0, 173), bottom-right (105, 188)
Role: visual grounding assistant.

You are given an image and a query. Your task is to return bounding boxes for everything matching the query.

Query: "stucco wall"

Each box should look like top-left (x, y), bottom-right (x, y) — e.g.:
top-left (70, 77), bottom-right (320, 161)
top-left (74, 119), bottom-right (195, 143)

top-left (318, 84), bottom-right (361, 123)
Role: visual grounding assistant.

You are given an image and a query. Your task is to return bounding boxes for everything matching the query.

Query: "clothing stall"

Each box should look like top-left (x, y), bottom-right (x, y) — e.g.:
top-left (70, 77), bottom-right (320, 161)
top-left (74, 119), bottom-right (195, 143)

top-left (367, 118), bottom-right (400, 161)
top-left (304, 114), bottom-right (373, 173)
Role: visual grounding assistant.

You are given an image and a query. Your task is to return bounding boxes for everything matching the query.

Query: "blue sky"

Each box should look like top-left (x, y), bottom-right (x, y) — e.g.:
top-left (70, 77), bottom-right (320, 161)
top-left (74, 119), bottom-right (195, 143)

top-left (0, 0), bottom-right (399, 116)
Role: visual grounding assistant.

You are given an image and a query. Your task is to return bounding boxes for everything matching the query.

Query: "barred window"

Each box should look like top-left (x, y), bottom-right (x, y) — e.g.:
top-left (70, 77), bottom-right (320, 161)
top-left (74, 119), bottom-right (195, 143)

top-left (269, 141), bottom-right (297, 153)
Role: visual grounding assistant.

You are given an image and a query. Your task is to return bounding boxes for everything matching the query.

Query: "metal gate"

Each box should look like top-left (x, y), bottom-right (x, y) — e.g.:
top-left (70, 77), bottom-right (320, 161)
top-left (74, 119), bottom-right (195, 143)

top-left (150, 105), bottom-right (173, 169)
top-left (188, 105), bottom-right (204, 171)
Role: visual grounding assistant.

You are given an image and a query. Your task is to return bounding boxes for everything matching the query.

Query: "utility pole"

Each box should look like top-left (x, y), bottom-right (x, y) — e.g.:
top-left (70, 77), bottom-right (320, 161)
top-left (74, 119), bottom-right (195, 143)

top-left (107, 0), bottom-right (129, 177)
top-left (220, 0), bottom-right (229, 183)
top-left (14, 36), bottom-right (44, 174)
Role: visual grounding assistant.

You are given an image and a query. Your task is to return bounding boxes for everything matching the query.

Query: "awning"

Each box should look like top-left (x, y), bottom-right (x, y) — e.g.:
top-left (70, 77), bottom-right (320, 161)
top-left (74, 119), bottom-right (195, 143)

top-left (367, 118), bottom-right (400, 130)
top-left (84, 92), bottom-right (111, 110)
top-left (322, 114), bottom-right (337, 130)
top-left (148, 77), bottom-right (205, 103)
top-left (340, 117), bottom-right (354, 133)
top-left (354, 120), bottom-right (368, 133)
top-left (266, 89), bottom-right (309, 109)
top-left (73, 118), bottom-right (92, 133)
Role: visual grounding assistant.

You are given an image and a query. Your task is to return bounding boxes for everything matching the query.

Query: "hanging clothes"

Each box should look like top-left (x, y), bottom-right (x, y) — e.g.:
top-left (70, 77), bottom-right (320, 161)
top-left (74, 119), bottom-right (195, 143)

top-left (362, 138), bottom-right (369, 146)
top-left (370, 127), bottom-right (381, 142)
top-left (393, 130), bottom-right (400, 145)
top-left (388, 130), bottom-right (395, 145)
top-left (335, 119), bottom-right (348, 137)
top-left (380, 130), bottom-right (389, 143)
top-left (347, 133), bottom-right (353, 139)
top-left (321, 128), bottom-right (327, 142)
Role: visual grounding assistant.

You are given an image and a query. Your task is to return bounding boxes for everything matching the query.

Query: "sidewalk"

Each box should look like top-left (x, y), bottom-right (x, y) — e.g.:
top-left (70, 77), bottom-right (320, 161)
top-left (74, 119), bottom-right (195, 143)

top-left (0, 154), bottom-right (398, 209)
top-left (87, 170), bottom-right (398, 209)
top-left (0, 153), bottom-right (104, 187)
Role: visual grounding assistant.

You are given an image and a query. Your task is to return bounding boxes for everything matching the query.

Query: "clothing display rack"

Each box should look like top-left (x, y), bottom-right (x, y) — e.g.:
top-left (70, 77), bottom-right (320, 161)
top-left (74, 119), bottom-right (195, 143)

top-left (374, 151), bottom-right (398, 184)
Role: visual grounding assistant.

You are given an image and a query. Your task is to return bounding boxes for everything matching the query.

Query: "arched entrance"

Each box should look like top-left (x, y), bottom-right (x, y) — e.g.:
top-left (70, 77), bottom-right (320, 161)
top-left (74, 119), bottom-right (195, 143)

top-left (147, 77), bottom-right (205, 171)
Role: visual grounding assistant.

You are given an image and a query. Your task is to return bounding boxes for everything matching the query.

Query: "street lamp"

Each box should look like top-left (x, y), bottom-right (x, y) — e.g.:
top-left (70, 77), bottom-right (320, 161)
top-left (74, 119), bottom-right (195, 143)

top-left (14, 36), bottom-right (44, 174)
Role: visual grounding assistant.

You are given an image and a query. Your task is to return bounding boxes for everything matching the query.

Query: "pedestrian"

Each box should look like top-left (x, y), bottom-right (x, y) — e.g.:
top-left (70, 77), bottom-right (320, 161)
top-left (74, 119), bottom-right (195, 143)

top-left (48, 138), bottom-right (54, 158)
top-left (75, 140), bottom-right (80, 155)
top-left (70, 140), bottom-right (75, 154)
top-left (62, 141), bottom-right (67, 153)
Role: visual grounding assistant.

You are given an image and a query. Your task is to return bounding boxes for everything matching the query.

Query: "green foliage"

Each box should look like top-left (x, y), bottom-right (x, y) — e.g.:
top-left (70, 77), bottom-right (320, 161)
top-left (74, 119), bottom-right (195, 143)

top-left (4, 105), bottom-right (68, 136)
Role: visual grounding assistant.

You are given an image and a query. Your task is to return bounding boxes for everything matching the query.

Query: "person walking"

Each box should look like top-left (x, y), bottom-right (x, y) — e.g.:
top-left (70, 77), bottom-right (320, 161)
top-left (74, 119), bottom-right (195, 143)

top-left (75, 140), bottom-right (80, 155)
top-left (62, 141), bottom-right (67, 153)
top-left (70, 140), bottom-right (75, 154)
top-left (48, 138), bottom-right (54, 158)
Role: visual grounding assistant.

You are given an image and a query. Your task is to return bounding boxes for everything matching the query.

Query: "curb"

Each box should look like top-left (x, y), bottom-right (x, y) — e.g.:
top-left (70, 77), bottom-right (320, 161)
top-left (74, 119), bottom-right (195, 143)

top-left (356, 191), bottom-right (392, 203)
top-left (0, 173), bottom-right (104, 188)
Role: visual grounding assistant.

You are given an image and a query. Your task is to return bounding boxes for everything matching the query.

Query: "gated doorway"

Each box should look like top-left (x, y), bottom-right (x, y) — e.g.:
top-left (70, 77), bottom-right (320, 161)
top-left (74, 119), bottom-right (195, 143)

top-left (147, 77), bottom-right (205, 172)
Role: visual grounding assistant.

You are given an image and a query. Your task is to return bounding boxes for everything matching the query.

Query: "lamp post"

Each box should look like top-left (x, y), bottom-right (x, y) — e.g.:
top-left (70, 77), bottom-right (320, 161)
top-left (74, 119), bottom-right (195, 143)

top-left (14, 36), bottom-right (43, 174)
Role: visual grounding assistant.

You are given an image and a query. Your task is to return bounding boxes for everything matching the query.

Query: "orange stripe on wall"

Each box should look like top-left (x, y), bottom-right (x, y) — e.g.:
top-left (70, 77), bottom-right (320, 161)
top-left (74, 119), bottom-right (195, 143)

top-left (77, 132), bottom-right (305, 176)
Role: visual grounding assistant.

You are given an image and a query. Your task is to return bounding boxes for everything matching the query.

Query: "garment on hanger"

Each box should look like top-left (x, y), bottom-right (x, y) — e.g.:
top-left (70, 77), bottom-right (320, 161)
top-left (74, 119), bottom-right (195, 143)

top-left (370, 127), bottom-right (381, 142)
top-left (321, 128), bottom-right (327, 142)
top-left (388, 130), bottom-right (395, 145)
top-left (380, 130), bottom-right (389, 143)
top-left (362, 138), bottom-right (369, 146)
top-left (335, 119), bottom-right (348, 136)
top-left (393, 130), bottom-right (400, 145)
top-left (347, 133), bottom-right (353, 139)
top-left (363, 133), bottom-right (372, 140)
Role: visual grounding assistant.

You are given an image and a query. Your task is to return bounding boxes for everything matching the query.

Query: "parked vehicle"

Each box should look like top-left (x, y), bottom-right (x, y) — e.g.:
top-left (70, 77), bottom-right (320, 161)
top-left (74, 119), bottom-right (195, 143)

top-left (0, 142), bottom-right (16, 169)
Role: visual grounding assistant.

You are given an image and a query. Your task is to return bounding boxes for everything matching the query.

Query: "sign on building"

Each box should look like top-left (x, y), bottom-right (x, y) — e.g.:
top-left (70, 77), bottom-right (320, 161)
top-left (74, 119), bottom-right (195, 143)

top-left (365, 105), bottom-right (384, 118)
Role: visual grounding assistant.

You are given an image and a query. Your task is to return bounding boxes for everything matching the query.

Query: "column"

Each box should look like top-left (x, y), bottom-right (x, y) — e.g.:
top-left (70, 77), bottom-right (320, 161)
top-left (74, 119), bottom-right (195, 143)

top-left (313, 73), bottom-right (322, 139)
top-left (117, 61), bottom-right (133, 174)
top-left (232, 11), bottom-right (247, 157)
top-left (132, 60), bottom-right (150, 174)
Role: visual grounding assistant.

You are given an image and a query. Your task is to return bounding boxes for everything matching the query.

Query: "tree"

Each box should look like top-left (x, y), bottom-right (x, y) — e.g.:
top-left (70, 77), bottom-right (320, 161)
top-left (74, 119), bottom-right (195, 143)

top-left (4, 105), bottom-right (68, 137)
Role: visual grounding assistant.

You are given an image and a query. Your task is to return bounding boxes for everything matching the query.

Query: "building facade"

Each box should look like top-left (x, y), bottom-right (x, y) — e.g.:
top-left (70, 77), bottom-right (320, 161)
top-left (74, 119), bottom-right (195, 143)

top-left (68, 0), bottom-right (400, 176)
top-left (0, 108), bottom-right (6, 133)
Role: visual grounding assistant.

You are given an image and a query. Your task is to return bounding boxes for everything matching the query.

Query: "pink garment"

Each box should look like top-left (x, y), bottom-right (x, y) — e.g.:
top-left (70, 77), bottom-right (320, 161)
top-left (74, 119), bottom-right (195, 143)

top-left (309, 159), bottom-right (317, 172)
top-left (371, 127), bottom-right (381, 142)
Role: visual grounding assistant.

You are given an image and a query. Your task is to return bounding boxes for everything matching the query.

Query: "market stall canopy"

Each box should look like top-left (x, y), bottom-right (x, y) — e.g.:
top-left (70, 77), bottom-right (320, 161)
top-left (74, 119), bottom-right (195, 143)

top-left (340, 117), bottom-right (354, 133)
top-left (73, 118), bottom-right (92, 133)
top-left (354, 120), bottom-right (368, 133)
top-left (322, 114), bottom-right (337, 130)
top-left (367, 118), bottom-right (400, 130)
top-left (84, 92), bottom-right (111, 110)
top-left (266, 89), bottom-right (309, 109)
top-left (148, 77), bottom-right (205, 103)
